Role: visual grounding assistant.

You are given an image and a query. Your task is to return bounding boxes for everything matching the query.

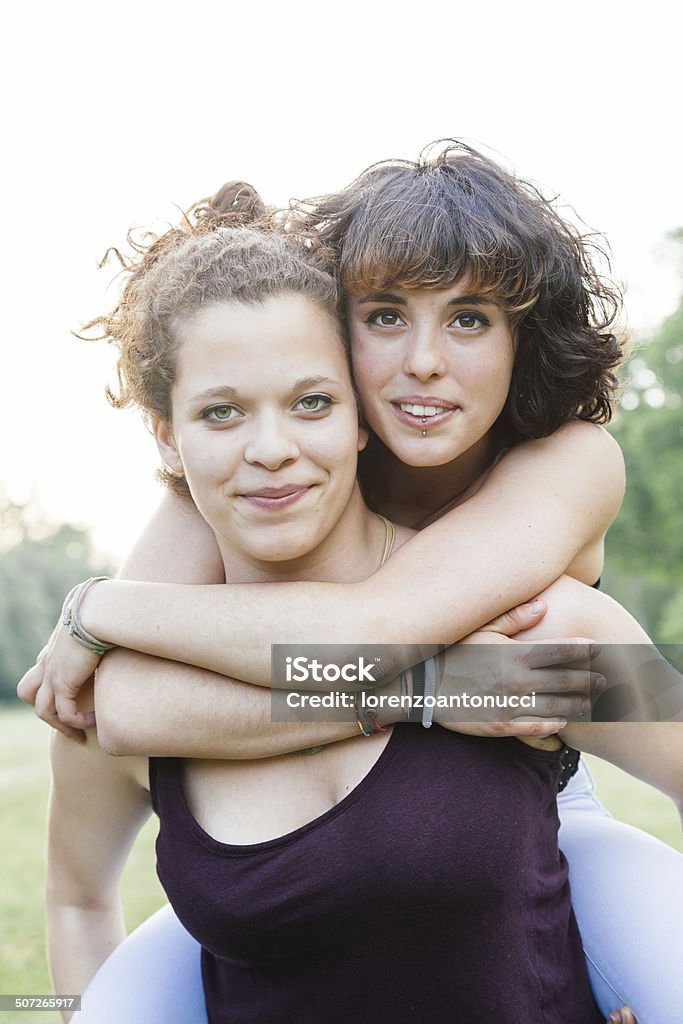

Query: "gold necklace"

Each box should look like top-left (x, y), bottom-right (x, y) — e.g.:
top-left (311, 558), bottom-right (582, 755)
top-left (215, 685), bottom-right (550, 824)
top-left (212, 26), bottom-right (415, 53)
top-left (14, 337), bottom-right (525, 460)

top-left (289, 515), bottom-right (395, 756)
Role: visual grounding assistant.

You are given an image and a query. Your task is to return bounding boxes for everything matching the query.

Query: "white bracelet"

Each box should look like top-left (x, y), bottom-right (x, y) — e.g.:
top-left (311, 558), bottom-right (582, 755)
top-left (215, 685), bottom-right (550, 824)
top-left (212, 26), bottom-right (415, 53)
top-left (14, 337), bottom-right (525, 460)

top-left (422, 656), bottom-right (436, 728)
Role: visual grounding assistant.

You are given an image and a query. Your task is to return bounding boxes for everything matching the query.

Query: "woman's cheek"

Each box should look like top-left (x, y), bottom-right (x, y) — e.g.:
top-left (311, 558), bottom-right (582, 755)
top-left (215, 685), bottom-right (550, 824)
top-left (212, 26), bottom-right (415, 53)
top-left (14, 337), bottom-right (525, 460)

top-left (351, 353), bottom-right (383, 410)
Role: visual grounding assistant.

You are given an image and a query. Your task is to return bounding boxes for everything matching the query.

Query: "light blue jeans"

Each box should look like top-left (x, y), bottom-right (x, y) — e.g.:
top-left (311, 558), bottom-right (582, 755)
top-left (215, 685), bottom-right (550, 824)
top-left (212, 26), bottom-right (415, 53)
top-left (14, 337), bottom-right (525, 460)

top-left (73, 761), bottom-right (683, 1024)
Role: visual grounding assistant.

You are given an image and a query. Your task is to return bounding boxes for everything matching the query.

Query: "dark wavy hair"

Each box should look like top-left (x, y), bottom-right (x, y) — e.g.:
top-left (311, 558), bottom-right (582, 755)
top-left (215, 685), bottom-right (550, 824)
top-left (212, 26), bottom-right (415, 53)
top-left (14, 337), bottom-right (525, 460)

top-left (287, 140), bottom-right (624, 439)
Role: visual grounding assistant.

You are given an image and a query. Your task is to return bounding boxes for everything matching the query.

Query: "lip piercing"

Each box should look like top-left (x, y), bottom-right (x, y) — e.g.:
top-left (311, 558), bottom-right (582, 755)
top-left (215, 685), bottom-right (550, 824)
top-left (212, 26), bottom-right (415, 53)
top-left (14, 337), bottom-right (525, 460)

top-left (421, 430), bottom-right (427, 437)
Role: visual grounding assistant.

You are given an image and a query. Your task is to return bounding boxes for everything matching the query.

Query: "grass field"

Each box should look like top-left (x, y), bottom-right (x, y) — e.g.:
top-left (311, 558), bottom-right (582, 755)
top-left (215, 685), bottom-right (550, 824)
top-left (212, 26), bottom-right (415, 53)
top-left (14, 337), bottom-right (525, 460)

top-left (0, 708), bottom-right (165, 1024)
top-left (1, 705), bottom-right (681, 1024)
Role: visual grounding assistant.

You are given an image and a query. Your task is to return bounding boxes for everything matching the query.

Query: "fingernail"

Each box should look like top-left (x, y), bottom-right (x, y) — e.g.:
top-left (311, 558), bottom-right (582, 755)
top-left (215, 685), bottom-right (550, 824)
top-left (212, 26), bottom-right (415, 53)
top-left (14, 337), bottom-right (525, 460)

top-left (610, 1012), bottom-right (622, 1023)
top-left (528, 599), bottom-right (545, 613)
top-left (580, 699), bottom-right (590, 716)
top-left (590, 643), bottom-right (602, 658)
top-left (595, 675), bottom-right (607, 691)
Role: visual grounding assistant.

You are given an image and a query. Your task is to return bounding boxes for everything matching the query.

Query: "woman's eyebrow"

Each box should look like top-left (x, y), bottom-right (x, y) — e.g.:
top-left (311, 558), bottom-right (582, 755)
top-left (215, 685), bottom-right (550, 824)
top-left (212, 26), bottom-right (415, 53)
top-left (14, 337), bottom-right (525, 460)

top-left (446, 294), bottom-right (500, 308)
top-left (189, 377), bottom-right (340, 404)
top-left (354, 292), bottom-right (500, 308)
top-left (291, 376), bottom-right (340, 391)
top-left (190, 385), bottom-right (238, 403)
top-left (355, 292), bottom-right (407, 305)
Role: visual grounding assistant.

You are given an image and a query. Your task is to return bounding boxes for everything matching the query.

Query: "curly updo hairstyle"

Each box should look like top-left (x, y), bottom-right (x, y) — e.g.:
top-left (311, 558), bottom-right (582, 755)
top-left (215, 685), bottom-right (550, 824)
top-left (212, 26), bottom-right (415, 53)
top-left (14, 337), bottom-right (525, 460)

top-left (287, 140), bottom-right (623, 440)
top-left (82, 183), bottom-right (342, 494)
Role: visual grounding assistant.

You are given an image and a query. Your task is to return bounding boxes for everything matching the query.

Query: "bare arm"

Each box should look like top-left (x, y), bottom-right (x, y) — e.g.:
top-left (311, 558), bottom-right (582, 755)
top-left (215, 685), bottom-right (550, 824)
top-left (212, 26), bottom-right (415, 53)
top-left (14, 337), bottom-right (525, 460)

top-left (21, 422), bottom-right (621, 745)
top-left (96, 650), bottom-right (369, 756)
top-left (514, 576), bottom-right (683, 816)
top-left (94, 491), bottom-right (363, 755)
top-left (84, 423), bottom-right (624, 682)
top-left (47, 727), bottom-right (150, 1019)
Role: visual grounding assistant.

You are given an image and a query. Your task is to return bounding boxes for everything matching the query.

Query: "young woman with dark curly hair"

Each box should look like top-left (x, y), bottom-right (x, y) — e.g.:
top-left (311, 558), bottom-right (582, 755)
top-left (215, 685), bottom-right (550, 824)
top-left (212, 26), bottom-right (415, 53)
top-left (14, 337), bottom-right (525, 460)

top-left (22, 144), bottom-right (683, 1023)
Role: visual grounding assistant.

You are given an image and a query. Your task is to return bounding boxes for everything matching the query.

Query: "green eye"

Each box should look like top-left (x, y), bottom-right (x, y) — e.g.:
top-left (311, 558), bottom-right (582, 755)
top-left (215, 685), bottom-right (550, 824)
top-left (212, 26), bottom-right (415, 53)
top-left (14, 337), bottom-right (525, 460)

top-left (297, 395), bottom-right (332, 412)
top-left (203, 404), bottom-right (238, 422)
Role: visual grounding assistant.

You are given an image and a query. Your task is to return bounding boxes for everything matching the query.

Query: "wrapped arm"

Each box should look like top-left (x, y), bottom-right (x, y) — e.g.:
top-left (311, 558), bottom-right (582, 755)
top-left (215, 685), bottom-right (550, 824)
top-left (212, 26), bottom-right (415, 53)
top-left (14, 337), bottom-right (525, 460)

top-left (95, 492), bottom-right (362, 755)
top-left (85, 423), bottom-right (624, 681)
top-left (513, 576), bottom-right (683, 817)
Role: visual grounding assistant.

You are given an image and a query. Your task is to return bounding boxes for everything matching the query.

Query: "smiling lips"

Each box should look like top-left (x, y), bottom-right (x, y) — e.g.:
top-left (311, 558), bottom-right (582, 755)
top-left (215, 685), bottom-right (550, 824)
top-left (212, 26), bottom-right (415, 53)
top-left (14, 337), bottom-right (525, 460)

top-left (240, 485), bottom-right (312, 511)
top-left (391, 397), bottom-right (458, 431)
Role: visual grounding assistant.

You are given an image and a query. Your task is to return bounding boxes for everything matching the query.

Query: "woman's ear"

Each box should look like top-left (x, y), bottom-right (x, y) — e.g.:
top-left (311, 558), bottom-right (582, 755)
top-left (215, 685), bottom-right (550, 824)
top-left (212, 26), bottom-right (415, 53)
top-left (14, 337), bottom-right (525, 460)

top-left (357, 422), bottom-right (369, 453)
top-left (153, 419), bottom-right (184, 476)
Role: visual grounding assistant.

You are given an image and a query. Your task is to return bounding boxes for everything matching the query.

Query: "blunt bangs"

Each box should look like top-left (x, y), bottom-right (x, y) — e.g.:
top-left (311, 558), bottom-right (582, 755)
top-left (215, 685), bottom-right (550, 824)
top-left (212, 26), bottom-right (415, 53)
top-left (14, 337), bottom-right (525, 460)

top-left (337, 161), bottom-right (542, 319)
top-left (288, 141), bottom-right (623, 437)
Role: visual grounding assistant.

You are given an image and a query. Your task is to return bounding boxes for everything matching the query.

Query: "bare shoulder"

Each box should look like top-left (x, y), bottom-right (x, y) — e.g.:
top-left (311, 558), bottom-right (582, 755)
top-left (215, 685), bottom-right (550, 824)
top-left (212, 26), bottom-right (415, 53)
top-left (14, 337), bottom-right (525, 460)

top-left (494, 423), bottom-right (625, 523)
top-left (536, 421), bottom-right (623, 465)
top-left (503, 421), bottom-right (623, 473)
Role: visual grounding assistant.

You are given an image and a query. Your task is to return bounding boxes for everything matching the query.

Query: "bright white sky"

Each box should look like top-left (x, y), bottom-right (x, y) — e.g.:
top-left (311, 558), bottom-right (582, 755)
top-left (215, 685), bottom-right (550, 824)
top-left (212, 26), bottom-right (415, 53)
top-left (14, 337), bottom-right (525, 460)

top-left (2, 0), bottom-right (682, 562)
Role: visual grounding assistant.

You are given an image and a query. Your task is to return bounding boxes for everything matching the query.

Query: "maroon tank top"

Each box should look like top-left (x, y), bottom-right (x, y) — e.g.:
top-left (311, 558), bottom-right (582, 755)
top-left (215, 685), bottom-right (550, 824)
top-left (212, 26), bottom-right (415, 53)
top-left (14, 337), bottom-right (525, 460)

top-left (150, 726), bottom-right (601, 1023)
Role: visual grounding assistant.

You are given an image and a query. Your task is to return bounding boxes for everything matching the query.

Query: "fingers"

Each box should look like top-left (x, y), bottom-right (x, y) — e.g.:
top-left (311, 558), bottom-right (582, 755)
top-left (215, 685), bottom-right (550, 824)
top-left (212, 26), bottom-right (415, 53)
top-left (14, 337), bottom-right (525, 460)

top-left (17, 663), bottom-right (44, 707)
top-left (608, 1007), bottom-right (637, 1024)
top-left (525, 694), bottom-right (592, 719)
top-left (483, 598), bottom-right (547, 637)
top-left (526, 670), bottom-right (606, 696)
top-left (523, 638), bottom-right (601, 669)
top-left (54, 691), bottom-right (97, 730)
top-left (438, 718), bottom-right (567, 739)
top-left (34, 682), bottom-right (89, 742)
top-left (486, 717), bottom-right (568, 737)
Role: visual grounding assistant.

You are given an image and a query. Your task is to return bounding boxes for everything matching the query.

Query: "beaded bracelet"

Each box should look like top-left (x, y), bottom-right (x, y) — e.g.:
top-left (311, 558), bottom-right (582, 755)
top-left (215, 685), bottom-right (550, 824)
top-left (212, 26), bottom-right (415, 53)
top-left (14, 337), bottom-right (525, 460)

top-left (354, 697), bottom-right (386, 736)
top-left (61, 577), bottom-right (116, 656)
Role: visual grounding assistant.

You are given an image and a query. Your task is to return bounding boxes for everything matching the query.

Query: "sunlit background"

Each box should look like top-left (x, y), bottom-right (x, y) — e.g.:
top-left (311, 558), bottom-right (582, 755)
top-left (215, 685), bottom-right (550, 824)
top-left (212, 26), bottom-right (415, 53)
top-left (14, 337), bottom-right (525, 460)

top-left (2, 0), bottom-right (682, 562)
top-left (1, 5), bottom-right (682, 1014)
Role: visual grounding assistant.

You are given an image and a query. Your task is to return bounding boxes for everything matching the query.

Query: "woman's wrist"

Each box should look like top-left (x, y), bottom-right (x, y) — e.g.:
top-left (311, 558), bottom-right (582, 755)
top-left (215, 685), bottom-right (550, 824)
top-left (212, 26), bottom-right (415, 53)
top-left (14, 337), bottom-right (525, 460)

top-left (369, 673), bottom-right (406, 727)
top-left (61, 577), bottom-right (117, 655)
top-left (78, 579), bottom-right (118, 646)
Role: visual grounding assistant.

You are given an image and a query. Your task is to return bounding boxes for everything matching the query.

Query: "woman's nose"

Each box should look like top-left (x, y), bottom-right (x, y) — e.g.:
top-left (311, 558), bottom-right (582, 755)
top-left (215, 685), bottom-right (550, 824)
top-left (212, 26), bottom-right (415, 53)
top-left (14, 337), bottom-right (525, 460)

top-left (243, 413), bottom-right (300, 470)
top-left (402, 324), bottom-right (447, 380)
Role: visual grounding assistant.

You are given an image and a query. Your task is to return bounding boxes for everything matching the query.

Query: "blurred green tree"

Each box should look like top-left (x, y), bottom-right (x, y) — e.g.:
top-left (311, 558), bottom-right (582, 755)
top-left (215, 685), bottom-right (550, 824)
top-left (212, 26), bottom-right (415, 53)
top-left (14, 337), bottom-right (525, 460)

top-left (0, 492), bottom-right (115, 701)
top-left (604, 238), bottom-right (683, 642)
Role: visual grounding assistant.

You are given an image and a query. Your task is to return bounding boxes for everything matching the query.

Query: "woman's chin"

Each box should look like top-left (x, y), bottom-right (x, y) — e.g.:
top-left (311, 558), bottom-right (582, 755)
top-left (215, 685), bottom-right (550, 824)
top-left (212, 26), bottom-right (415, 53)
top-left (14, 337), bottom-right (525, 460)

top-left (386, 437), bottom-right (464, 470)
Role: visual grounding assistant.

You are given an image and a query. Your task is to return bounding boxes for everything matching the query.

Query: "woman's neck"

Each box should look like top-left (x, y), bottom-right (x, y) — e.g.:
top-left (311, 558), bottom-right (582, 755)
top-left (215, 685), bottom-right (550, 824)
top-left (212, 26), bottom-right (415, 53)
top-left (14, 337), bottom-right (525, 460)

top-left (216, 485), bottom-right (390, 585)
top-left (359, 432), bottom-right (503, 529)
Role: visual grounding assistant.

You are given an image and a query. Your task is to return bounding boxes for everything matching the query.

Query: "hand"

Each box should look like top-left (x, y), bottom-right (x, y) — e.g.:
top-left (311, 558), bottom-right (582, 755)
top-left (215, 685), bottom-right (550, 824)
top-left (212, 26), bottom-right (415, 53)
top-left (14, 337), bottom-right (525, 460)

top-left (17, 620), bottom-right (100, 739)
top-left (433, 626), bottom-right (602, 739)
top-left (607, 1007), bottom-right (637, 1024)
top-left (479, 595), bottom-right (549, 637)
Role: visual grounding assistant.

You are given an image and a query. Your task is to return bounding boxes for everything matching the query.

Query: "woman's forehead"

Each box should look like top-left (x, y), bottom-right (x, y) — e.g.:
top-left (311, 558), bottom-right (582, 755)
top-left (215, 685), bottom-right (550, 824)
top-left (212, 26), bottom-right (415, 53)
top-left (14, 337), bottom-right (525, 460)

top-left (172, 295), bottom-right (352, 395)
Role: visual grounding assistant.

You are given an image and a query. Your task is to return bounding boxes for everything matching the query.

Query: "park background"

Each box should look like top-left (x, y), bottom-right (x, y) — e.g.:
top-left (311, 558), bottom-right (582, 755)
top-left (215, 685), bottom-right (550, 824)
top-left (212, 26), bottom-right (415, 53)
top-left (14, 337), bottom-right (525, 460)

top-left (1, 0), bottom-right (682, 1019)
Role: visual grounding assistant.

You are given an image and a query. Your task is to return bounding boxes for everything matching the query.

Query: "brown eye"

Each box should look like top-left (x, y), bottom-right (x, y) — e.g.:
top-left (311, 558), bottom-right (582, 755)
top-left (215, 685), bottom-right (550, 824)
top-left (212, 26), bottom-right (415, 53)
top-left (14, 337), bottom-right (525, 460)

top-left (368, 310), bottom-right (405, 328)
top-left (452, 312), bottom-right (485, 330)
